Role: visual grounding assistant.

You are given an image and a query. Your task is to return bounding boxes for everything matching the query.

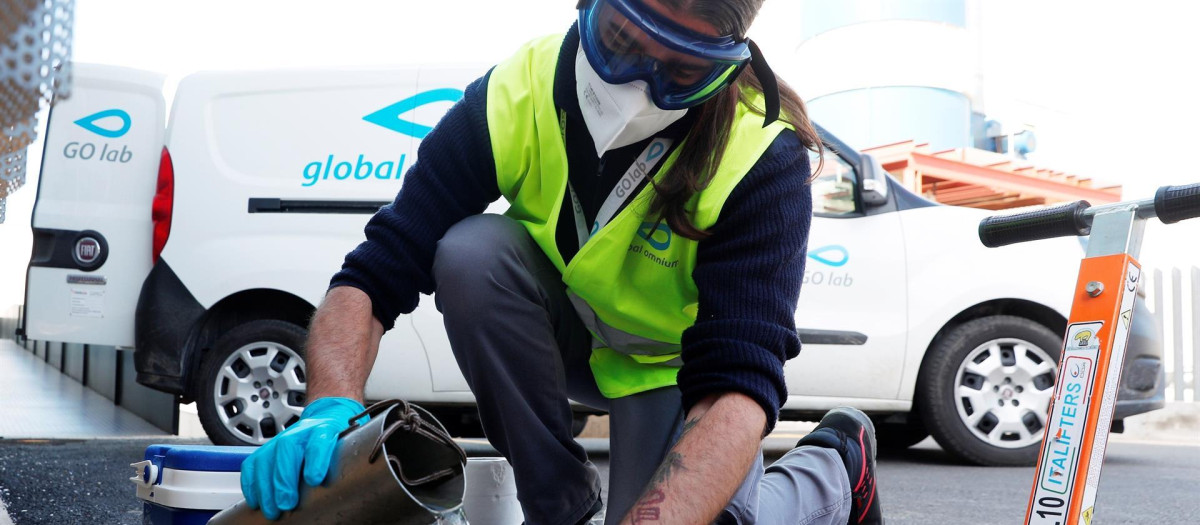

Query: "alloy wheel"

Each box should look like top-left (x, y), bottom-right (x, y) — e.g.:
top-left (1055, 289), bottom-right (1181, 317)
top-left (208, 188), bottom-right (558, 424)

top-left (211, 341), bottom-right (307, 444)
top-left (953, 338), bottom-right (1057, 449)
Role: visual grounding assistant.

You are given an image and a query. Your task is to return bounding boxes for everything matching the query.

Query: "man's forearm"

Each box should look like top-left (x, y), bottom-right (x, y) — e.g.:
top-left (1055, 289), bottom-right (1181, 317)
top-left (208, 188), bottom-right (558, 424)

top-left (620, 392), bottom-right (767, 525)
top-left (305, 286), bottom-right (385, 403)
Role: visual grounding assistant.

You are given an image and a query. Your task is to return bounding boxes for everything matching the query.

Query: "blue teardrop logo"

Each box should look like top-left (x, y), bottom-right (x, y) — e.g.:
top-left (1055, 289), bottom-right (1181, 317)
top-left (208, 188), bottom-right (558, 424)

top-left (808, 245), bottom-right (849, 267)
top-left (74, 109), bottom-right (131, 138)
top-left (363, 88), bottom-right (465, 139)
top-left (637, 221), bottom-right (672, 251)
top-left (646, 141), bottom-right (666, 162)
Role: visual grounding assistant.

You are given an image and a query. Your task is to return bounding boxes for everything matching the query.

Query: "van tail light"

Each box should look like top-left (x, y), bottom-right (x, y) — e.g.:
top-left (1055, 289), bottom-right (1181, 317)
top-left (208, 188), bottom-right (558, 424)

top-left (151, 146), bottom-right (174, 264)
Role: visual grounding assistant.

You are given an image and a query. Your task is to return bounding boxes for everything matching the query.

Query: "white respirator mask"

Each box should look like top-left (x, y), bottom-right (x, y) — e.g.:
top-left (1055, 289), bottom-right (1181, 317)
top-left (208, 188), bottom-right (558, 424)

top-left (574, 47), bottom-right (688, 156)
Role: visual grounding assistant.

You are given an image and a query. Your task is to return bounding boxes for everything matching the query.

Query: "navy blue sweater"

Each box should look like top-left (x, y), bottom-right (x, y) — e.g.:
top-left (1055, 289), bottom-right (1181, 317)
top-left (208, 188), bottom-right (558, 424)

top-left (331, 28), bottom-right (812, 431)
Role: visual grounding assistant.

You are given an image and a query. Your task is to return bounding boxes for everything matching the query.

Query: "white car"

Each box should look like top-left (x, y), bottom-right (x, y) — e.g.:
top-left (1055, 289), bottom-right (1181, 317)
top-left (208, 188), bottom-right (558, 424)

top-left (22, 64), bottom-right (1165, 465)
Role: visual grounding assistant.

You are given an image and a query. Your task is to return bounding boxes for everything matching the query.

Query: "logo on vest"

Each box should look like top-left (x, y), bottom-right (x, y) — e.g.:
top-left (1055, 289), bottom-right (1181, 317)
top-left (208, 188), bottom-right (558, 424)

top-left (629, 221), bottom-right (679, 269)
top-left (637, 221), bottom-right (671, 250)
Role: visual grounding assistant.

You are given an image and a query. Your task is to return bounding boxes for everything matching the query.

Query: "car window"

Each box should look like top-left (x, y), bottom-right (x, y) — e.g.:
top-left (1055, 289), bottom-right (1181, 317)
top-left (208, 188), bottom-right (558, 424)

top-left (809, 149), bottom-right (858, 216)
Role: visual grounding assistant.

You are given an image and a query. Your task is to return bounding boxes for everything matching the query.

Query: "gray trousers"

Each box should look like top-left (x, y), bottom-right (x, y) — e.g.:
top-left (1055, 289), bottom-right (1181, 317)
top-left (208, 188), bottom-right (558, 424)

top-left (433, 214), bottom-right (851, 525)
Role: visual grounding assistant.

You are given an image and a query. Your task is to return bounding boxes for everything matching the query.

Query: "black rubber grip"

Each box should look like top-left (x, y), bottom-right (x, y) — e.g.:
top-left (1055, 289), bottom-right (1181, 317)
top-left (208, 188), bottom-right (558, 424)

top-left (1154, 183), bottom-right (1200, 224)
top-left (979, 200), bottom-right (1092, 248)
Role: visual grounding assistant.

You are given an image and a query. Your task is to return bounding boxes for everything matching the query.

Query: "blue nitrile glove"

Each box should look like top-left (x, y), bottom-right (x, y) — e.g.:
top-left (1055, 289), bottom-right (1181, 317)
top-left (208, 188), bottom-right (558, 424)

top-left (240, 397), bottom-right (365, 520)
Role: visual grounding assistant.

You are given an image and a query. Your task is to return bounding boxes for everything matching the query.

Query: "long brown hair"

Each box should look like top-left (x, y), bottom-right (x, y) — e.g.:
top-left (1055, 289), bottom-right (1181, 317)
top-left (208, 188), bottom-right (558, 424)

top-left (649, 0), bottom-right (822, 240)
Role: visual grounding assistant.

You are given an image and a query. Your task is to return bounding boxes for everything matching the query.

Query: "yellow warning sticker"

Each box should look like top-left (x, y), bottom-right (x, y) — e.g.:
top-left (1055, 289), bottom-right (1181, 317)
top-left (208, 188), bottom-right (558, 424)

top-left (1082, 506), bottom-right (1094, 524)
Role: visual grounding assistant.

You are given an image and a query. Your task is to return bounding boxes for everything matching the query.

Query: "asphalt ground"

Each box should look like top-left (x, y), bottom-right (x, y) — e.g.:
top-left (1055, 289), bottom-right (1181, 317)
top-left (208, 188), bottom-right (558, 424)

top-left (0, 438), bottom-right (209, 525)
top-left (1, 435), bottom-right (1197, 524)
top-left (880, 438), bottom-right (1200, 524)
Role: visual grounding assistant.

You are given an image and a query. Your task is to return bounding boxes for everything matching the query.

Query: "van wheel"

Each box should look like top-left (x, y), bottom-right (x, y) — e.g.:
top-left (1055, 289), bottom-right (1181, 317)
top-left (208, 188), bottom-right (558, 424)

top-left (917, 316), bottom-right (1060, 466)
top-left (197, 320), bottom-right (308, 446)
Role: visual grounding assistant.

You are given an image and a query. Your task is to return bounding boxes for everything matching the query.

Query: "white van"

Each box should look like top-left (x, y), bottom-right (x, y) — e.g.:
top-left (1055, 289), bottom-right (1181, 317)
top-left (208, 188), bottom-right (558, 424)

top-left (22, 64), bottom-right (1165, 466)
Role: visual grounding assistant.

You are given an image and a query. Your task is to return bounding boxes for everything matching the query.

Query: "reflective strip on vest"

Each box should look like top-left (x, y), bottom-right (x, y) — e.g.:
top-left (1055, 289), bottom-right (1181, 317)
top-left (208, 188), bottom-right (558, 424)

top-left (567, 290), bottom-right (685, 366)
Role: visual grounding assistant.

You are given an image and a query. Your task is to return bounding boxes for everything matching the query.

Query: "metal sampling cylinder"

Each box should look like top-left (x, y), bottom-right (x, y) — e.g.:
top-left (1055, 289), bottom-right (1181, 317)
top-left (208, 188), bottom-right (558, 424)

top-left (208, 399), bottom-right (467, 525)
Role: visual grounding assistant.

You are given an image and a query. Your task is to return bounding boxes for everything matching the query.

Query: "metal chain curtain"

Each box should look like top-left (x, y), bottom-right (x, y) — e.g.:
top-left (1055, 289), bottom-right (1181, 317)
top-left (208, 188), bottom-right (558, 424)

top-left (1, 0), bottom-right (73, 223)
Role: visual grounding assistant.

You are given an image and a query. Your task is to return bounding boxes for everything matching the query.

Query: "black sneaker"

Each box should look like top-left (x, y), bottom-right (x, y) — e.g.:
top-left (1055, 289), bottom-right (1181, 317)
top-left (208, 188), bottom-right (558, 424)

top-left (795, 407), bottom-right (883, 524)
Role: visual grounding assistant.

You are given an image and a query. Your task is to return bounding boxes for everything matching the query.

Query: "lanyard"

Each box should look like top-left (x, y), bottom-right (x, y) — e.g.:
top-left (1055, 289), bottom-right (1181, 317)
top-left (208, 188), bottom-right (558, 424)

top-left (567, 137), bottom-right (674, 248)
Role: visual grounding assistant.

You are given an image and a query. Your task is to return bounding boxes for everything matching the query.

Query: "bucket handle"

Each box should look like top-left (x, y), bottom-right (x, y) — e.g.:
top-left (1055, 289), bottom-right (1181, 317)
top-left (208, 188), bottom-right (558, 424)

top-left (340, 398), bottom-right (400, 435)
top-left (339, 400), bottom-right (468, 472)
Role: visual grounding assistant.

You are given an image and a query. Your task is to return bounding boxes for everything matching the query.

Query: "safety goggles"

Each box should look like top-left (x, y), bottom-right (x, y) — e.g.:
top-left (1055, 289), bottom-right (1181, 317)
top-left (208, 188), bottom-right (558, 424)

top-left (577, 0), bottom-right (752, 110)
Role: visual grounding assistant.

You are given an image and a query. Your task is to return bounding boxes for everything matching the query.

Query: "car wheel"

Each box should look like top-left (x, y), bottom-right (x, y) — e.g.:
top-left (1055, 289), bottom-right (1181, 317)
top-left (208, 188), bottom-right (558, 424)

top-left (197, 320), bottom-right (309, 446)
top-left (917, 315), bottom-right (1060, 466)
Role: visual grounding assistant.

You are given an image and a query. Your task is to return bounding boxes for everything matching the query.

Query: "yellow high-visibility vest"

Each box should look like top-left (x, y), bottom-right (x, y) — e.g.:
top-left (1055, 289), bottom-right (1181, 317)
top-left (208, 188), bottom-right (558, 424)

top-left (487, 34), bottom-right (791, 398)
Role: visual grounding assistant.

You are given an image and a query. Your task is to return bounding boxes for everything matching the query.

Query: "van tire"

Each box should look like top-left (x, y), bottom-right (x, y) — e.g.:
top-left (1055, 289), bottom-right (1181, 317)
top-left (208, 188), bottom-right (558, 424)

top-left (197, 320), bottom-right (309, 446)
top-left (917, 315), bottom-right (1061, 466)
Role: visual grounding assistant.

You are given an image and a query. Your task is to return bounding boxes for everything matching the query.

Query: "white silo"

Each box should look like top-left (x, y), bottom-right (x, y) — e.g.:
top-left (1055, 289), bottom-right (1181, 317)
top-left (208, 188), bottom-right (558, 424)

top-left (759, 0), bottom-right (985, 152)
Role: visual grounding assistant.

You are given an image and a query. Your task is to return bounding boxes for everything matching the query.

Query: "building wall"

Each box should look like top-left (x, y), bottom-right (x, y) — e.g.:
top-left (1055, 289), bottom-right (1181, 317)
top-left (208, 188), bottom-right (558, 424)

top-left (46, 341), bottom-right (63, 371)
top-left (86, 344), bottom-right (121, 403)
top-left (1, 308), bottom-right (179, 434)
top-left (63, 342), bottom-right (86, 384)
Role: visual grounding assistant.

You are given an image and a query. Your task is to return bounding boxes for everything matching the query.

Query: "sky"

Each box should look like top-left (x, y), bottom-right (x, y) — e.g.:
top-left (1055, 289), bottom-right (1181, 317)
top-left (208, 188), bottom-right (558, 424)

top-left (2, 0), bottom-right (1199, 309)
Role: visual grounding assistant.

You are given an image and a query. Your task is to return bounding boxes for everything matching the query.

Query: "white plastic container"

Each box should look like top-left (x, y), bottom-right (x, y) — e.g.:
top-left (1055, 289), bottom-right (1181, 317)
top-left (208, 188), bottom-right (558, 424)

top-left (462, 458), bottom-right (522, 525)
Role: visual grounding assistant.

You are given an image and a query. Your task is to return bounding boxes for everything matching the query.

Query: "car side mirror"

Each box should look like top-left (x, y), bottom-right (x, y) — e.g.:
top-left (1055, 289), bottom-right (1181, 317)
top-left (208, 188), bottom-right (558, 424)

top-left (859, 153), bottom-right (889, 207)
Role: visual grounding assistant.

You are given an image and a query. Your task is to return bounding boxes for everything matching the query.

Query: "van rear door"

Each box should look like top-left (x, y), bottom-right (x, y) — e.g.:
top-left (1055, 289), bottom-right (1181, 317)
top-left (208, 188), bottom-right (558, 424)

top-left (23, 64), bottom-right (166, 347)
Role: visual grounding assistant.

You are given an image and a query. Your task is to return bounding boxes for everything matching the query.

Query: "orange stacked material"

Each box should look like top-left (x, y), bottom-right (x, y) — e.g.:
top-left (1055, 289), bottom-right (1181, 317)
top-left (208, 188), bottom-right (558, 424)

top-left (862, 140), bottom-right (1121, 210)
